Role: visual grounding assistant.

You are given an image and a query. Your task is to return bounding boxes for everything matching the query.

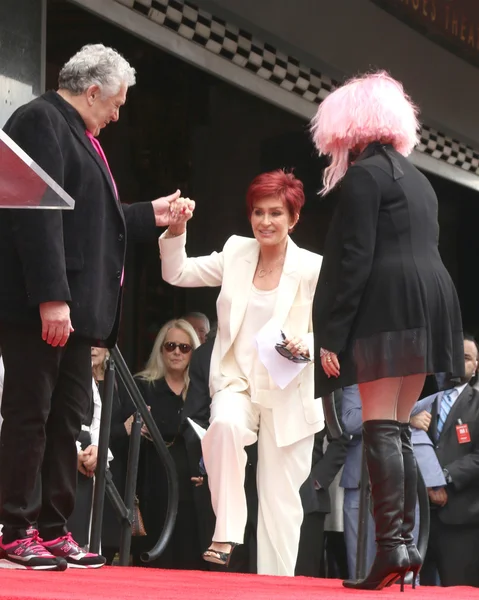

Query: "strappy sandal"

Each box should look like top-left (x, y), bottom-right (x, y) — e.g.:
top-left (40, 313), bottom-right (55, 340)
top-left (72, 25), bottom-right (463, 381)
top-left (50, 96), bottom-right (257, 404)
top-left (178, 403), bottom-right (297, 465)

top-left (202, 542), bottom-right (237, 567)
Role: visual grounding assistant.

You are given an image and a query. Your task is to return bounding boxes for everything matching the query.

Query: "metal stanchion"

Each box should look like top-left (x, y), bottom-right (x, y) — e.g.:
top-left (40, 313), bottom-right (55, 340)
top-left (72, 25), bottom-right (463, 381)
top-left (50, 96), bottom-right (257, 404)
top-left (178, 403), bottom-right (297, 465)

top-left (416, 469), bottom-right (430, 562)
top-left (118, 411), bottom-right (142, 566)
top-left (355, 448), bottom-right (371, 579)
top-left (321, 392), bottom-right (343, 439)
top-left (89, 356), bottom-right (116, 554)
top-left (109, 346), bottom-right (178, 562)
top-left (89, 345), bottom-right (179, 564)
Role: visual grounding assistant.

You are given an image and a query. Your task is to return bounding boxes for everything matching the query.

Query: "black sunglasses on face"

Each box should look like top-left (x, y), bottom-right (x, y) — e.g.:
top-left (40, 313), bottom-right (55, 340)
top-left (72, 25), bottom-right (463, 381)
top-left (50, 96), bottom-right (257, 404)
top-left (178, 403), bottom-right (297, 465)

top-left (163, 342), bottom-right (192, 354)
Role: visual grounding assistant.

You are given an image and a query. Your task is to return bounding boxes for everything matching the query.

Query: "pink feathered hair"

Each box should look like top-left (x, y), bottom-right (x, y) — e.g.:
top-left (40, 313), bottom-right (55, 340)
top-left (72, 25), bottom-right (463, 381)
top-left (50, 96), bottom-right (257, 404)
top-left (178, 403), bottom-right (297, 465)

top-left (310, 71), bottom-right (420, 195)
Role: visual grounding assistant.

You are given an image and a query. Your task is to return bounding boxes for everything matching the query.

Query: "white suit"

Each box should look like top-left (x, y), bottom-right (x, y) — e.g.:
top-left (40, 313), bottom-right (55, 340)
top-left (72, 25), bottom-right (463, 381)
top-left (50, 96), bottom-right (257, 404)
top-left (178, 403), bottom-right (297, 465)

top-left (159, 232), bottom-right (324, 575)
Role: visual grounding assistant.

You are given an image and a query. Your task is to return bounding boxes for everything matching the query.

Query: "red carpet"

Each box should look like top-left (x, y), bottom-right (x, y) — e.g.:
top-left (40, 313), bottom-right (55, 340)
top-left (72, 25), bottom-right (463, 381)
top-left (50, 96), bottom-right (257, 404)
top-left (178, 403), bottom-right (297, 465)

top-left (0, 567), bottom-right (478, 600)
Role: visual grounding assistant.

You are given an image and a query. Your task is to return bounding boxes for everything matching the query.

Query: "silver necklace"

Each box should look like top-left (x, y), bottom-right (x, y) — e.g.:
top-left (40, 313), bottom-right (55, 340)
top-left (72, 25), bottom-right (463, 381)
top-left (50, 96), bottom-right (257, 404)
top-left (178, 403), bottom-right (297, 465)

top-left (258, 256), bottom-right (285, 278)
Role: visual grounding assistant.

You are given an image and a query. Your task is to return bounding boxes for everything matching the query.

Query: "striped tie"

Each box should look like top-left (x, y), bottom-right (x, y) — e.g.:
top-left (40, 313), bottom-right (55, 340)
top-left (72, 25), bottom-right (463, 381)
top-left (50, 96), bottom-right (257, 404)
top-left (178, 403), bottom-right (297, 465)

top-left (436, 389), bottom-right (454, 440)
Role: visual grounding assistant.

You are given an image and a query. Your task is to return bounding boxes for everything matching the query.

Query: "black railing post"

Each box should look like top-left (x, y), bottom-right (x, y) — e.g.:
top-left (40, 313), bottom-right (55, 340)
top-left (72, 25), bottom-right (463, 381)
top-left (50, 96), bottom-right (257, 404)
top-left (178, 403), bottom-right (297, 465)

top-left (321, 393), bottom-right (343, 439)
top-left (355, 448), bottom-right (371, 579)
top-left (88, 345), bottom-right (179, 564)
top-left (416, 469), bottom-right (430, 562)
top-left (118, 411), bottom-right (142, 566)
top-left (89, 357), bottom-right (116, 554)
top-left (110, 346), bottom-right (178, 562)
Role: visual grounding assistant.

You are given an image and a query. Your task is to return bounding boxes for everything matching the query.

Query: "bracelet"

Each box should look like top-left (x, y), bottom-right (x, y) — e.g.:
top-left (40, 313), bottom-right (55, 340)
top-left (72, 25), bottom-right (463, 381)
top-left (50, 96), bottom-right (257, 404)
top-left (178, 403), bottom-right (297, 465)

top-left (319, 348), bottom-right (333, 357)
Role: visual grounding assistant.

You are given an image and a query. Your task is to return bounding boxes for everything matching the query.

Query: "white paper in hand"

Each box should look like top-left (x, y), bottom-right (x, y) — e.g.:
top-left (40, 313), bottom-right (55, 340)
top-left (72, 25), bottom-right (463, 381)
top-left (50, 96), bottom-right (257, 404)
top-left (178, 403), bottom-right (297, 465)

top-left (255, 318), bottom-right (309, 390)
top-left (187, 417), bottom-right (207, 441)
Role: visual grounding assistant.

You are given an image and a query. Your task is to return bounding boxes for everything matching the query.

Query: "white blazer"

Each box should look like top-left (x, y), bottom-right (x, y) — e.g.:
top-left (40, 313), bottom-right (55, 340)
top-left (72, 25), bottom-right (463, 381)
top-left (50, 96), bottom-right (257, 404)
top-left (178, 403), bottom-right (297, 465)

top-left (159, 232), bottom-right (324, 447)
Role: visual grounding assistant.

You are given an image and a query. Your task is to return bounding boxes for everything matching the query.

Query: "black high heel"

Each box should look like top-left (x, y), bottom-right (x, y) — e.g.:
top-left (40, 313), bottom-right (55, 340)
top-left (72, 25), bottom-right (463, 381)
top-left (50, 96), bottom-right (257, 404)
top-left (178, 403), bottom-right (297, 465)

top-left (202, 542), bottom-right (237, 567)
top-left (343, 545), bottom-right (410, 591)
top-left (343, 420), bottom-right (410, 592)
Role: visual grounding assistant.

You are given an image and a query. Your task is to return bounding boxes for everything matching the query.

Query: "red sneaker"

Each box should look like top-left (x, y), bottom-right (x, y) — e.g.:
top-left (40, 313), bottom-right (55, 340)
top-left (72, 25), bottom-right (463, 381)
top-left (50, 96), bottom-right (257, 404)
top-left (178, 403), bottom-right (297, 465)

top-left (0, 529), bottom-right (67, 571)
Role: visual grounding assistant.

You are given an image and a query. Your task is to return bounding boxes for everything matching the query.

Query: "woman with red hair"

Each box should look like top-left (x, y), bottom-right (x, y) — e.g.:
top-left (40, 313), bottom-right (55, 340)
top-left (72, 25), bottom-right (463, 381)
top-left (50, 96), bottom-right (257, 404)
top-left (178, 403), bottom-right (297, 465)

top-left (311, 72), bottom-right (464, 590)
top-left (159, 169), bottom-right (324, 576)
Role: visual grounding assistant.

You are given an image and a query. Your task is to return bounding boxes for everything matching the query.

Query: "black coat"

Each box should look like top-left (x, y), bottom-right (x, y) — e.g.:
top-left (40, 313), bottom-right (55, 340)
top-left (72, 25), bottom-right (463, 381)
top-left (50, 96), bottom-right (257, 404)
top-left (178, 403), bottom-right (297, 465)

top-left (182, 338), bottom-right (215, 430)
top-left (428, 385), bottom-right (479, 525)
top-left (0, 91), bottom-right (158, 346)
top-left (313, 143), bottom-right (464, 396)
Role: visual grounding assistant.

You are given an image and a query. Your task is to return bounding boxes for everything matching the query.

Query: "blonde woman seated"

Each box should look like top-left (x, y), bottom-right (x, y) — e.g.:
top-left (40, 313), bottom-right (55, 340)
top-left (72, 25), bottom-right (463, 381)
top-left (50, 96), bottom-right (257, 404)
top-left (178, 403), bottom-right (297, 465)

top-left (128, 319), bottom-right (203, 570)
top-left (159, 170), bottom-right (324, 576)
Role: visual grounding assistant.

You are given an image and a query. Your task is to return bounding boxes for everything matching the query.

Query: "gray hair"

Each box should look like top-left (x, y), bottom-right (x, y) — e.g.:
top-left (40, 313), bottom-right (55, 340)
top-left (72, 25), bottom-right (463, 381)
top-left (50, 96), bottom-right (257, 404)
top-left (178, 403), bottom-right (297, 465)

top-left (58, 44), bottom-right (136, 97)
top-left (183, 311), bottom-right (210, 330)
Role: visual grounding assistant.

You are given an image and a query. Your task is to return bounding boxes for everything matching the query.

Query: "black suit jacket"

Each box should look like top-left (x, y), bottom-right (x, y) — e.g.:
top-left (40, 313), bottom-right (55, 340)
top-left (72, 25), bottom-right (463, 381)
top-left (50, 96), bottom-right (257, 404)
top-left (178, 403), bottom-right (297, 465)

top-left (428, 384), bottom-right (479, 525)
top-left (183, 338), bottom-right (215, 430)
top-left (0, 91), bottom-right (157, 346)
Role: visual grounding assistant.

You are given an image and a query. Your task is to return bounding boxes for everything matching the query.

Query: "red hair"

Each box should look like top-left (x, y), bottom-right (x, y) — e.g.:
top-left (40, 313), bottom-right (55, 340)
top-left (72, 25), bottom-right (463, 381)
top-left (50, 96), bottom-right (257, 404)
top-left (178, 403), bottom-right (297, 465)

top-left (246, 170), bottom-right (305, 220)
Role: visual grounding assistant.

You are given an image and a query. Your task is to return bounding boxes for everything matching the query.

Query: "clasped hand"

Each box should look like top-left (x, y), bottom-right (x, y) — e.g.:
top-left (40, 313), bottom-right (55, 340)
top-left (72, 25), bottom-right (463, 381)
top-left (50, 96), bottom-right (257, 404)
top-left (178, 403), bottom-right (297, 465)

top-left (77, 444), bottom-right (98, 478)
top-left (151, 190), bottom-right (195, 228)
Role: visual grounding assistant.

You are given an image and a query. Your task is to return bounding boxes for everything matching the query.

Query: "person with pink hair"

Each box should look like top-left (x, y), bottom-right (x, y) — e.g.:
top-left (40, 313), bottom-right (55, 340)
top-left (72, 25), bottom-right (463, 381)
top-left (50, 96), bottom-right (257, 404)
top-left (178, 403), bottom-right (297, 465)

top-left (310, 72), bottom-right (464, 591)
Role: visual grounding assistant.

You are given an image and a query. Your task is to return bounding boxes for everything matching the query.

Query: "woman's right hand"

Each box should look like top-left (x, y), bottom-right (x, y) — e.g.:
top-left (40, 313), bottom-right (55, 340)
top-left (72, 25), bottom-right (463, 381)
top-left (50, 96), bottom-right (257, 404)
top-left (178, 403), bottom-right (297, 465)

top-left (320, 349), bottom-right (340, 378)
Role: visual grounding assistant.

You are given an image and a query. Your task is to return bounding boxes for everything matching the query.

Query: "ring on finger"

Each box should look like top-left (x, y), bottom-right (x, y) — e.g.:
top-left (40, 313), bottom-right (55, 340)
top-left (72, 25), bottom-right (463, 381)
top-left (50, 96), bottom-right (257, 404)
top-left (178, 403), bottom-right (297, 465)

top-left (326, 356), bottom-right (332, 362)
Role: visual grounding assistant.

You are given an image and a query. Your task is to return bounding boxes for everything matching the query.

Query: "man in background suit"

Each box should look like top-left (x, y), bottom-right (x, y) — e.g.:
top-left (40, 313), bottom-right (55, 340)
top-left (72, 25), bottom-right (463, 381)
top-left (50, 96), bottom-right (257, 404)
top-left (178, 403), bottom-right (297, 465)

top-left (421, 335), bottom-right (479, 587)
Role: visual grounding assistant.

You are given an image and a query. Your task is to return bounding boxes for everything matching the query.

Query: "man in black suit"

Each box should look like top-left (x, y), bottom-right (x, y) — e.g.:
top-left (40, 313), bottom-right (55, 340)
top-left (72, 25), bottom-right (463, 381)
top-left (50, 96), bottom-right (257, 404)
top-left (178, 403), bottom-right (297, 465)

top-left (0, 44), bottom-right (190, 571)
top-left (421, 334), bottom-right (479, 587)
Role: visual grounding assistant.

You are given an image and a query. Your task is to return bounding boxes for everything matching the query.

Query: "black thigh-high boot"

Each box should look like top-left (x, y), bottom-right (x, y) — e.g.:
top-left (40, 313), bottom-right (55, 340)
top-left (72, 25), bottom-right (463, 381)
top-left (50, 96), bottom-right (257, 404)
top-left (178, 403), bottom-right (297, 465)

top-left (399, 423), bottom-right (422, 586)
top-left (343, 420), bottom-right (409, 591)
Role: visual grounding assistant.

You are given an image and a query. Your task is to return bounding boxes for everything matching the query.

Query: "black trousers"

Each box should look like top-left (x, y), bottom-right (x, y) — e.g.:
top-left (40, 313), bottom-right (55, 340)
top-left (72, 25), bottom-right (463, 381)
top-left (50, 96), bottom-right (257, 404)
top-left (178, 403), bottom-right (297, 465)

top-left (0, 322), bottom-right (91, 543)
top-left (422, 511), bottom-right (479, 587)
top-left (295, 512), bottom-right (326, 577)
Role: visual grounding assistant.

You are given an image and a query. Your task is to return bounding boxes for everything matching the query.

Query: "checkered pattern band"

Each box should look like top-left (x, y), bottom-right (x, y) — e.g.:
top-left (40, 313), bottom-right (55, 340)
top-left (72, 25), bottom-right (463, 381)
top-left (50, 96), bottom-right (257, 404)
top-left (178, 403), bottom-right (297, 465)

top-left (419, 126), bottom-right (479, 176)
top-left (115, 0), bottom-right (479, 176)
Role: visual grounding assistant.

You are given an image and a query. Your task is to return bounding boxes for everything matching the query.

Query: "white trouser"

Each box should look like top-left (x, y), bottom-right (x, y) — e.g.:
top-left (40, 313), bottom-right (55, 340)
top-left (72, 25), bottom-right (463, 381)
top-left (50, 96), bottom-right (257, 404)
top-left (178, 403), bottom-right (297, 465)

top-left (201, 389), bottom-right (314, 576)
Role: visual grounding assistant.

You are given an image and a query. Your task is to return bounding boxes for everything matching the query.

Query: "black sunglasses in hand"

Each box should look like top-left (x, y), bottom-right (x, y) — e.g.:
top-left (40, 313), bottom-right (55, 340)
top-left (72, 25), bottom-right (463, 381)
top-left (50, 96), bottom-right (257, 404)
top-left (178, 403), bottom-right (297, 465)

top-left (275, 331), bottom-right (311, 363)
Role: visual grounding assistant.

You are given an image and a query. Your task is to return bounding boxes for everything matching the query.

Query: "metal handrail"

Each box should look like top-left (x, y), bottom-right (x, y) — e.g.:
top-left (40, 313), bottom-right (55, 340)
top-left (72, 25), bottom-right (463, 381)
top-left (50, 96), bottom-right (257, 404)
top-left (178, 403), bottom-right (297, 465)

top-left (321, 392), bottom-right (343, 439)
top-left (89, 345), bottom-right (179, 563)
